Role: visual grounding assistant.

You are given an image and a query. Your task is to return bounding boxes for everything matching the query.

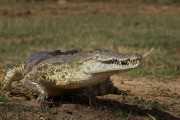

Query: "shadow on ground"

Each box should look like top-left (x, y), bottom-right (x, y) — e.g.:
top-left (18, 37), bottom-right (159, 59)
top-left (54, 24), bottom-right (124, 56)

top-left (48, 96), bottom-right (179, 120)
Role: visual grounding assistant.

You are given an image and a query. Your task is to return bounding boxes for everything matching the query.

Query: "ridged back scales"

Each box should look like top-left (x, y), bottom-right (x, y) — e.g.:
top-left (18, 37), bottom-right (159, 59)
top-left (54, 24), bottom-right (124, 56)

top-left (24, 49), bottom-right (78, 75)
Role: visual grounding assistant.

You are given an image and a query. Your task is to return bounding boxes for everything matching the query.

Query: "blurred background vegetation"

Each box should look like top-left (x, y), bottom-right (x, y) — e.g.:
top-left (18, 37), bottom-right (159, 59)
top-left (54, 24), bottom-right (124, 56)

top-left (0, 0), bottom-right (179, 77)
top-left (0, 0), bottom-right (180, 4)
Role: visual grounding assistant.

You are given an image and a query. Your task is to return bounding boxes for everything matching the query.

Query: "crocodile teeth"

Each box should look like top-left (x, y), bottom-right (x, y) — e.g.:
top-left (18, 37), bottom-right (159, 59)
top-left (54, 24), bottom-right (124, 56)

top-left (102, 59), bottom-right (139, 66)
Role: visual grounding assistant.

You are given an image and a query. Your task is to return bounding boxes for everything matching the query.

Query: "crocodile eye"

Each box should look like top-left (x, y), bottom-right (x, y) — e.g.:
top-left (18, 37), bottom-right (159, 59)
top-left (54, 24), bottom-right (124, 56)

top-left (95, 49), bottom-right (103, 54)
top-left (95, 50), bottom-right (100, 53)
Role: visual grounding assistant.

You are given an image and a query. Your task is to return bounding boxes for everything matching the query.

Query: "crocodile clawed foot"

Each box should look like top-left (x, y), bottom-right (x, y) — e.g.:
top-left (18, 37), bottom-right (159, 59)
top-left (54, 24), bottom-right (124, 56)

top-left (37, 93), bottom-right (48, 106)
top-left (3, 89), bottom-right (13, 98)
top-left (88, 97), bottom-right (98, 107)
top-left (89, 101), bottom-right (97, 107)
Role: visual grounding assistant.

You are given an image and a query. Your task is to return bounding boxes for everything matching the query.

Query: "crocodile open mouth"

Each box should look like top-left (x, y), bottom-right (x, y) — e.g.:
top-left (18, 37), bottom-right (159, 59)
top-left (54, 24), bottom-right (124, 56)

top-left (101, 58), bottom-right (141, 66)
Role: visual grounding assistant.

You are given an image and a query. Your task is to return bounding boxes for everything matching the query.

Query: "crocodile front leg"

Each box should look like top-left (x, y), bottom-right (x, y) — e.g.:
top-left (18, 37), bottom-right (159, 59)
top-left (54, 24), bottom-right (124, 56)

top-left (23, 76), bottom-right (48, 104)
top-left (85, 85), bottom-right (99, 106)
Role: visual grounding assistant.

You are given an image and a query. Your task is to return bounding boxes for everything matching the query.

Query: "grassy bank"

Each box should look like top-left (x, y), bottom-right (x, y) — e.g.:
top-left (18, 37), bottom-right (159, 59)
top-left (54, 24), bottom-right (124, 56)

top-left (0, 2), bottom-right (179, 77)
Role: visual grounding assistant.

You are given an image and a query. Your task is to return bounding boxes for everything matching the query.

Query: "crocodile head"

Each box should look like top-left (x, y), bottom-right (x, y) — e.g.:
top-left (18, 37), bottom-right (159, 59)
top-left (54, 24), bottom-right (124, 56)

top-left (81, 49), bottom-right (142, 74)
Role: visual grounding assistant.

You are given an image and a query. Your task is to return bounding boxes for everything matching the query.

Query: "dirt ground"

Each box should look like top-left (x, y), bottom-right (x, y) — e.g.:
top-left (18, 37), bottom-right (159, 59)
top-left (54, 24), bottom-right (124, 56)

top-left (0, 74), bottom-right (179, 120)
top-left (54, 76), bottom-right (180, 120)
top-left (57, 76), bottom-right (180, 120)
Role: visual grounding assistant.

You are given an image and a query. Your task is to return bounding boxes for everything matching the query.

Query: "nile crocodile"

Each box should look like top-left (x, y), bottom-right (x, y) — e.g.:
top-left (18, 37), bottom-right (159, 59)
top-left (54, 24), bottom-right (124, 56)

top-left (2, 49), bottom-right (142, 105)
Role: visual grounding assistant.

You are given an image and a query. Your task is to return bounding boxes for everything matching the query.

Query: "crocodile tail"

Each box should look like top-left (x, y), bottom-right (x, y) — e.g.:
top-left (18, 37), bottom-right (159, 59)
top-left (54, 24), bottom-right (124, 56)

top-left (98, 78), bottom-right (121, 95)
top-left (107, 79), bottom-right (122, 95)
top-left (2, 61), bottom-right (26, 92)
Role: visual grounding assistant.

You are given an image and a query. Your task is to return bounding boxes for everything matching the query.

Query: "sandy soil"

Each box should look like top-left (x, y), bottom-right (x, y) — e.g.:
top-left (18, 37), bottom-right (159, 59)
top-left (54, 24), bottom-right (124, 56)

top-left (0, 74), bottom-right (179, 120)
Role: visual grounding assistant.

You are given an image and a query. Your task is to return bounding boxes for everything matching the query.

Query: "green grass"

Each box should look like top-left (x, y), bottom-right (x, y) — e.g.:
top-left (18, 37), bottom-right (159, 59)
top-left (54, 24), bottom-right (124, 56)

top-left (0, 102), bottom-right (59, 120)
top-left (0, 2), bottom-right (179, 78)
top-left (134, 97), bottom-right (167, 110)
top-left (0, 15), bottom-right (179, 50)
top-left (0, 85), bottom-right (9, 102)
top-left (0, 95), bottom-right (9, 102)
top-left (120, 69), bottom-right (179, 78)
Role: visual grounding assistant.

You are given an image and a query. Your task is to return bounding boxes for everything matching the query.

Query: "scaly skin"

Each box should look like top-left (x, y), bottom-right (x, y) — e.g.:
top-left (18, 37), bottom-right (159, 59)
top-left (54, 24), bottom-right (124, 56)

top-left (2, 49), bottom-right (142, 105)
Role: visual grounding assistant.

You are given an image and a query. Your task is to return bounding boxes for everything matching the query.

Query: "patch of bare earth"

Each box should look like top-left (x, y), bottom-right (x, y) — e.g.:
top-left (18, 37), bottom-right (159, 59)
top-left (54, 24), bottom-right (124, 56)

top-left (0, 73), bottom-right (180, 120)
top-left (109, 76), bottom-right (180, 118)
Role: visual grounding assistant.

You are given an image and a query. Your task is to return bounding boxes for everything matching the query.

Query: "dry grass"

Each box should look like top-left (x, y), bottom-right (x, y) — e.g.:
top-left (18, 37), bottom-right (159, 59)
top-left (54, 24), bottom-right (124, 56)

top-left (0, 2), bottom-right (179, 77)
